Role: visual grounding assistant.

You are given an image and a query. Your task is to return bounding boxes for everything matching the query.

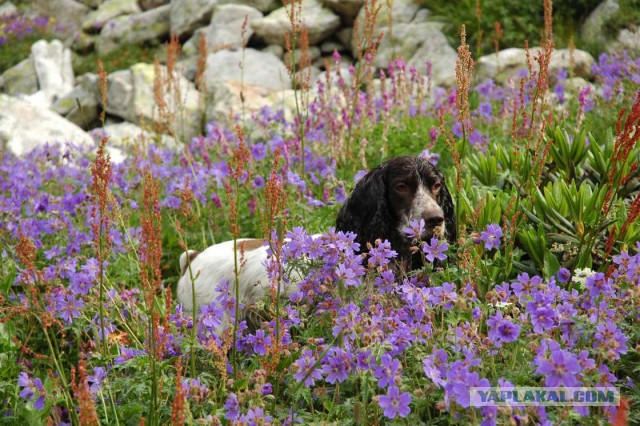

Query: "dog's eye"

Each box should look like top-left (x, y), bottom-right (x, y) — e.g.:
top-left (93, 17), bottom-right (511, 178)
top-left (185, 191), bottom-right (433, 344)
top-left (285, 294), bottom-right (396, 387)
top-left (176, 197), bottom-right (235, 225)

top-left (395, 183), bottom-right (409, 193)
top-left (432, 182), bottom-right (442, 192)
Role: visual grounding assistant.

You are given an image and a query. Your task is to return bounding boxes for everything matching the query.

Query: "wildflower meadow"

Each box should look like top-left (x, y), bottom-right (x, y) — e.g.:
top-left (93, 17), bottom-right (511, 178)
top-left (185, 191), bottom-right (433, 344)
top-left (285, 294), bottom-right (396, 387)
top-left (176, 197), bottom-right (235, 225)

top-left (1, 1), bottom-right (639, 425)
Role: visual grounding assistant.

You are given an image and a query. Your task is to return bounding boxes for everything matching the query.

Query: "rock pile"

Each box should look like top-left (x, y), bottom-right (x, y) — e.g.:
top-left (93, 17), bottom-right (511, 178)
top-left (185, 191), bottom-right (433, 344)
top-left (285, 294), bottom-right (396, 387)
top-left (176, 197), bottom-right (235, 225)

top-left (0, 0), bottom-right (613, 160)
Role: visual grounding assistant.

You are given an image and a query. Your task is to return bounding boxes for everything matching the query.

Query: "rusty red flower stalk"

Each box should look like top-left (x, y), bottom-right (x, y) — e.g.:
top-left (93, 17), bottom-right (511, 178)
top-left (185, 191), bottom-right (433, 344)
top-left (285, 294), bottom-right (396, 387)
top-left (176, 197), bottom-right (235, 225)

top-left (604, 93), bottom-right (640, 260)
top-left (171, 357), bottom-right (186, 426)
top-left (72, 357), bottom-right (99, 426)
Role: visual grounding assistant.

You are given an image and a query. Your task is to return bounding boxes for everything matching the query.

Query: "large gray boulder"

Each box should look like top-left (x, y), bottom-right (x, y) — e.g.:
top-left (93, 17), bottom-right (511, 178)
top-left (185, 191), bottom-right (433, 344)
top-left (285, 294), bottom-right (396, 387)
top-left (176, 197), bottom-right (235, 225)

top-left (204, 48), bottom-right (291, 91)
top-left (30, 0), bottom-right (90, 34)
top-left (0, 94), bottom-right (93, 156)
top-left (105, 64), bottom-right (202, 139)
top-left (51, 86), bottom-right (99, 128)
top-left (82, 0), bottom-right (141, 32)
top-left (1, 59), bottom-right (38, 96)
top-left (407, 25), bottom-right (457, 87)
top-left (251, 0), bottom-right (340, 47)
top-left (352, 0), bottom-right (421, 57)
top-left (170, 0), bottom-right (219, 38)
top-left (581, 0), bottom-right (619, 47)
top-left (97, 5), bottom-right (170, 55)
top-left (607, 28), bottom-right (640, 57)
top-left (105, 70), bottom-right (135, 122)
top-left (184, 4), bottom-right (262, 55)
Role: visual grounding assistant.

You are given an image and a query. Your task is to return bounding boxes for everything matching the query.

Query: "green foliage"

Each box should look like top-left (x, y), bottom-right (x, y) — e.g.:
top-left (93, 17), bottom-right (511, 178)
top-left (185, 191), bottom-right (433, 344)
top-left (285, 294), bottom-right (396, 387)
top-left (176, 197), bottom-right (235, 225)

top-left (0, 17), bottom-right (57, 71)
top-left (72, 41), bottom-right (162, 76)
top-left (421, 0), bottom-right (601, 55)
top-left (603, 0), bottom-right (640, 39)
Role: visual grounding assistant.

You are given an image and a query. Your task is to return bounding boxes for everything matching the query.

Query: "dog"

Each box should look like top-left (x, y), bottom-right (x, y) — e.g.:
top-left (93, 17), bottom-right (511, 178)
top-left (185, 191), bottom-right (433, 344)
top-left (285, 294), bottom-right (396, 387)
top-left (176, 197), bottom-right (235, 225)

top-left (177, 155), bottom-right (455, 321)
top-left (336, 155), bottom-right (456, 272)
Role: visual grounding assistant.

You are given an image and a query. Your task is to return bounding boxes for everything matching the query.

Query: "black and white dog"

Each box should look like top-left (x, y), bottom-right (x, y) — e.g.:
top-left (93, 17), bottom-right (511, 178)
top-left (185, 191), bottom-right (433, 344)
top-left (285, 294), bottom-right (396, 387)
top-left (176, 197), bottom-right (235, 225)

top-left (177, 155), bottom-right (455, 319)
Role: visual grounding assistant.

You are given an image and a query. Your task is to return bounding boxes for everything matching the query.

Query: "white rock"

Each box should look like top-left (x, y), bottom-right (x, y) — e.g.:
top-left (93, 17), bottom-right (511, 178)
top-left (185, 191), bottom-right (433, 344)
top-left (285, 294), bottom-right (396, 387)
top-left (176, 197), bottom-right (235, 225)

top-left (0, 94), bottom-right (92, 156)
top-left (204, 48), bottom-right (291, 91)
top-left (101, 121), bottom-right (178, 148)
top-left (366, 21), bottom-right (454, 75)
top-left (1, 59), bottom-right (38, 96)
top-left (97, 5), bottom-right (170, 55)
top-left (106, 70), bottom-right (135, 122)
top-left (28, 40), bottom-right (75, 107)
top-left (581, 0), bottom-right (619, 46)
top-left (352, 0), bottom-right (421, 57)
top-left (408, 26), bottom-right (458, 87)
top-left (608, 28), bottom-right (640, 57)
top-left (130, 63), bottom-right (202, 141)
top-left (30, 0), bottom-right (90, 34)
top-left (170, 0), bottom-right (219, 38)
top-left (251, 0), bottom-right (340, 47)
top-left (83, 0), bottom-right (141, 32)
top-left (0, 1), bottom-right (17, 15)
top-left (51, 86), bottom-right (99, 128)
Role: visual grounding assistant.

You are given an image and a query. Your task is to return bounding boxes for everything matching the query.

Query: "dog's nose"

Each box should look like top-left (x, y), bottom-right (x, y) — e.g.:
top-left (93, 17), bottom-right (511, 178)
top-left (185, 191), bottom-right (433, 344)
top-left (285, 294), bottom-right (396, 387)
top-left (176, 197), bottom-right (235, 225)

top-left (423, 213), bottom-right (444, 229)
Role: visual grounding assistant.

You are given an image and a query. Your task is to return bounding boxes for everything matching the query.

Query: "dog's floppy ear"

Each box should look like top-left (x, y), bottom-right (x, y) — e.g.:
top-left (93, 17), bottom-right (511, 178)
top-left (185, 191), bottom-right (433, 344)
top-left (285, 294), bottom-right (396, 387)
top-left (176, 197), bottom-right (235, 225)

top-left (336, 164), bottom-right (392, 248)
top-left (439, 177), bottom-right (456, 244)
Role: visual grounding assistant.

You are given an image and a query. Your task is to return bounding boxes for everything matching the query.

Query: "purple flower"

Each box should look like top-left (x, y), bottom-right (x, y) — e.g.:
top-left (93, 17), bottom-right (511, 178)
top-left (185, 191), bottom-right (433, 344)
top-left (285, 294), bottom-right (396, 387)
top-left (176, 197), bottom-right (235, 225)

top-left (372, 353), bottom-right (400, 388)
top-left (475, 224), bottom-right (503, 250)
top-left (18, 372), bottom-right (46, 410)
top-left (556, 267), bottom-right (571, 283)
top-left (242, 406), bottom-right (272, 425)
top-left (430, 282), bottom-right (458, 310)
top-left (378, 385), bottom-right (411, 419)
top-left (478, 102), bottom-right (493, 118)
top-left (251, 143), bottom-right (267, 161)
top-left (354, 170), bottom-right (367, 182)
top-left (247, 329), bottom-right (271, 356)
top-left (403, 218), bottom-right (425, 240)
top-left (584, 272), bottom-right (613, 299)
top-left (535, 348), bottom-right (581, 387)
top-left (368, 239), bottom-right (398, 268)
top-left (223, 393), bottom-right (239, 420)
top-left (486, 310), bottom-right (521, 347)
top-left (293, 350), bottom-right (323, 387)
top-left (422, 238), bottom-right (448, 262)
top-left (594, 321), bottom-right (628, 361)
top-left (261, 383), bottom-right (272, 395)
top-left (422, 349), bottom-right (448, 388)
top-left (374, 269), bottom-right (396, 293)
top-left (87, 367), bottom-right (107, 394)
top-left (322, 347), bottom-right (351, 384)
top-left (198, 301), bottom-right (224, 333)
top-left (253, 176), bottom-right (265, 189)
top-left (57, 292), bottom-right (84, 324)
top-left (530, 306), bottom-right (558, 334)
top-left (419, 149), bottom-right (440, 166)
top-left (114, 346), bottom-right (145, 364)
top-left (446, 368), bottom-right (490, 408)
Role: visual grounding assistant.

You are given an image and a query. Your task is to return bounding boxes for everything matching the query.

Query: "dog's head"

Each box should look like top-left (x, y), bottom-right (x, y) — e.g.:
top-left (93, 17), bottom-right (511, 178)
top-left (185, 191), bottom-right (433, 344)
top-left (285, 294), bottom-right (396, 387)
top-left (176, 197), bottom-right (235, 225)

top-left (336, 156), bottom-right (456, 257)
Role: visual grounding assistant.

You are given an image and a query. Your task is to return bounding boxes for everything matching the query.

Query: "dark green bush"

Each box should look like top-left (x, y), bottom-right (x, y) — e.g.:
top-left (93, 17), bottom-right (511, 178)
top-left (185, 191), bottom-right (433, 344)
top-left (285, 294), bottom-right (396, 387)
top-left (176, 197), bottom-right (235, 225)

top-left (421, 0), bottom-right (602, 55)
